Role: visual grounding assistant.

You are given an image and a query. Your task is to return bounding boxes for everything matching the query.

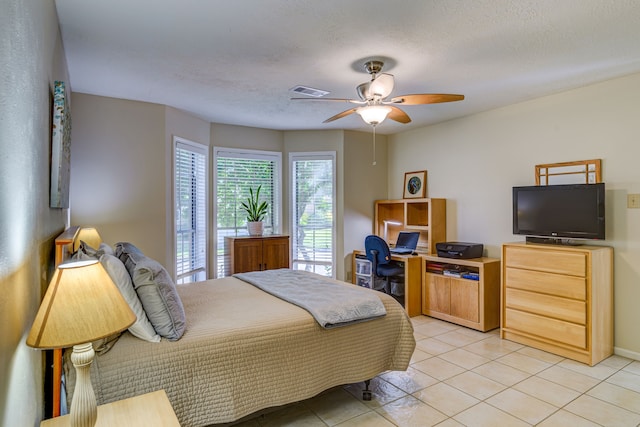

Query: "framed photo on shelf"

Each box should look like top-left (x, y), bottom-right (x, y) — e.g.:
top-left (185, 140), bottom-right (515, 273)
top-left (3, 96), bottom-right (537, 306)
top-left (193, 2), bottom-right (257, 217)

top-left (403, 170), bottom-right (427, 199)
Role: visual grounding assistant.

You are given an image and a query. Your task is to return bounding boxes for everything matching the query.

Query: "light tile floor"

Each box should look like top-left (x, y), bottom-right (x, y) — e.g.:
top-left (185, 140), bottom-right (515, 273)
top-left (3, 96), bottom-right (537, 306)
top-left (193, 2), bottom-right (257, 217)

top-left (229, 316), bottom-right (640, 426)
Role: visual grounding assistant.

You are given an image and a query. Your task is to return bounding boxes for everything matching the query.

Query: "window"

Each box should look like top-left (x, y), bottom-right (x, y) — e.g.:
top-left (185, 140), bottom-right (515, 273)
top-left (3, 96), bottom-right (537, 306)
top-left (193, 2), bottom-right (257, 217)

top-left (174, 137), bottom-right (208, 284)
top-left (290, 152), bottom-right (336, 277)
top-left (214, 148), bottom-right (281, 277)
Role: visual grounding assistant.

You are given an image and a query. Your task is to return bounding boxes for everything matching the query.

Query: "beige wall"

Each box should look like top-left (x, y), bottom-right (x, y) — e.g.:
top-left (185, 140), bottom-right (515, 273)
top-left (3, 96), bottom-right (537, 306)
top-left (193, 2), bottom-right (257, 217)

top-left (0, 1), bottom-right (70, 425)
top-left (388, 72), bottom-right (640, 358)
top-left (70, 94), bottom-right (167, 264)
top-left (342, 131), bottom-right (389, 281)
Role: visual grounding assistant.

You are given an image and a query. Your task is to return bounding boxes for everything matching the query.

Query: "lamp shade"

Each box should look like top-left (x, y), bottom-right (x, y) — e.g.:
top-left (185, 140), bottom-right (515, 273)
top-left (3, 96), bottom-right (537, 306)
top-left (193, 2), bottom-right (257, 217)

top-left (357, 105), bottom-right (392, 125)
top-left (27, 259), bottom-right (135, 349)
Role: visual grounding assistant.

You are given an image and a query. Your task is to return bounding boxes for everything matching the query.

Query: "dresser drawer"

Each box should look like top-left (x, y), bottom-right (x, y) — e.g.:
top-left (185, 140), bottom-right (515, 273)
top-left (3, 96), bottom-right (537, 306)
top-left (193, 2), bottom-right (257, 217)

top-left (504, 308), bottom-right (586, 349)
top-left (504, 267), bottom-right (586, 300)
top-left (505, 288), bottom-right (586, 324)
top-left (504, 246), bottom-right (586, 276)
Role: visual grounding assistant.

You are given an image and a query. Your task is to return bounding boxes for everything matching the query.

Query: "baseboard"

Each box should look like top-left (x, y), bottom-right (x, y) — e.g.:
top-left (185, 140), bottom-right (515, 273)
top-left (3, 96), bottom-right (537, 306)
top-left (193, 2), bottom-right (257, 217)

top-left (614, 346), bottom-right (640, 361)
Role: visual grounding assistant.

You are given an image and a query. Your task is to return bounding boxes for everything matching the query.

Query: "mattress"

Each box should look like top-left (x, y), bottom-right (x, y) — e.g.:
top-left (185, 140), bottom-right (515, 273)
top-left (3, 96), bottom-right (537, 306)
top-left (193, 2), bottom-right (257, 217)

top-left (65, 275), bottom-right (415, 426)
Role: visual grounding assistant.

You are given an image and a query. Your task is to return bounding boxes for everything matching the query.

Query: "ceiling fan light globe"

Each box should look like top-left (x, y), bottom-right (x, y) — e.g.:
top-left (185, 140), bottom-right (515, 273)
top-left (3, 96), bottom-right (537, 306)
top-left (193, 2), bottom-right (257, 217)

top-left (357, 105), bottom-right (392, 125)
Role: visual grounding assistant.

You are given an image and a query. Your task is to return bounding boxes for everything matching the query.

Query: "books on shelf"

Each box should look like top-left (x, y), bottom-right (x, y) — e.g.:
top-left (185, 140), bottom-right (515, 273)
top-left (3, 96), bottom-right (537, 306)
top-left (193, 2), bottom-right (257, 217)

top-left (426, 262), bottom-right (480, 280)
top-left (443, 269), bottom-right (462, 278)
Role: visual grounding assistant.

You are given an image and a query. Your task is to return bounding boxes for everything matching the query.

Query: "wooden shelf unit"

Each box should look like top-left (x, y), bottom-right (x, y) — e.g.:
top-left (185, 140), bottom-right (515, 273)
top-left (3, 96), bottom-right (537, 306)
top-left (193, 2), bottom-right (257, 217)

top-left (352, 251), bottom-right (423, 317)
top-left (501, 242), bottom-right (613, 366)
top-left (422, 255), bottom-right (501, 331)
top-left (374, 198), bottom-right (446, 254)
top-left (225, 235), bottom-right (290, 275)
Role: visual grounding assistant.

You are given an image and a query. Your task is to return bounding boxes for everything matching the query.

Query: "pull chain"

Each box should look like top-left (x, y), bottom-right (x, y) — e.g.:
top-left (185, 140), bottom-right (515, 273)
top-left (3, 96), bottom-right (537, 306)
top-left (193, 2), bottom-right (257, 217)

top-left (372, 125), bottom-right (377, 166)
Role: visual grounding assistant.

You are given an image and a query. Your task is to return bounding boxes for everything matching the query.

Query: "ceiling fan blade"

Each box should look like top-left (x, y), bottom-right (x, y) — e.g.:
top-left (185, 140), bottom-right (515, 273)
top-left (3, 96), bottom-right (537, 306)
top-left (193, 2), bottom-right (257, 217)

top-left (356, 82), bottom-right (371, 100)
top-left (388, 106), bottom-right (411, 124)
top-left (369, 73), bottom-right (394, 98)
top-left (323, 107), bottom-right (359, 123)
top-left (291, 97), bottom-right (365, 104)
top-left (389, 93), bottom-right (464, 105)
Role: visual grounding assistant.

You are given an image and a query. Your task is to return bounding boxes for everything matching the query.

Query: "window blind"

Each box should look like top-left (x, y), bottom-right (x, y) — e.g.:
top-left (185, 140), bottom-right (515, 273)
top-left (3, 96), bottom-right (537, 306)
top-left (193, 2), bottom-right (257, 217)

top-left (175, 140), bottom-right (207, 283)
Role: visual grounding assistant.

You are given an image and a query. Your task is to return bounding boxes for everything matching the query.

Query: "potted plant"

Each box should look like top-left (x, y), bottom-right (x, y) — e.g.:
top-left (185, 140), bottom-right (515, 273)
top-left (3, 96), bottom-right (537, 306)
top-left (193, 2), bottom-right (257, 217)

top-left (240, 185), bottom-right (269, 236)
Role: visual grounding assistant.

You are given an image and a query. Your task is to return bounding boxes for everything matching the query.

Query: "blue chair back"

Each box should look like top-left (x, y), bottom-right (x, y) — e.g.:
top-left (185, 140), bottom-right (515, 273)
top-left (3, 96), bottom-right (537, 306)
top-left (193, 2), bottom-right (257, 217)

top-left (365, 235), bottom-right (391, 266)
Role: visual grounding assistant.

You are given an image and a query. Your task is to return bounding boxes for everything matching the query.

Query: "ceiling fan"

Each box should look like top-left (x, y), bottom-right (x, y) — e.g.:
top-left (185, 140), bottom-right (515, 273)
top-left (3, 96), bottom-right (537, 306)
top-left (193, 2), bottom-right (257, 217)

top-left (291, 60), bottom-right (464, 126)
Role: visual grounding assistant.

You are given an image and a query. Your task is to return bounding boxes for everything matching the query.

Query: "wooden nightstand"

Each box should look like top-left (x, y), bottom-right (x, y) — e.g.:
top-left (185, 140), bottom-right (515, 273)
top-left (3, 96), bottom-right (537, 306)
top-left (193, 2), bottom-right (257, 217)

top-left (40, 390), bottom-right (180, 427)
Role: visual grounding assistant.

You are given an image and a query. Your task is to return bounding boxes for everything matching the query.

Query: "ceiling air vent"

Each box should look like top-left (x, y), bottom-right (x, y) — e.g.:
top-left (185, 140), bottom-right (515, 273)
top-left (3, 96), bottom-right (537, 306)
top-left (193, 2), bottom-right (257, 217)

top-left (290, 85), bottom-right (329, 97)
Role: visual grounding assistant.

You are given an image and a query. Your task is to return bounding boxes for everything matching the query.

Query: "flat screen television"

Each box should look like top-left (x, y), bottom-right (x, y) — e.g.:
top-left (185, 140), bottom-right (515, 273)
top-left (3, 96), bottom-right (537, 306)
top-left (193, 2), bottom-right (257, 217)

top-left (513, 183), bottom-right (605, 241)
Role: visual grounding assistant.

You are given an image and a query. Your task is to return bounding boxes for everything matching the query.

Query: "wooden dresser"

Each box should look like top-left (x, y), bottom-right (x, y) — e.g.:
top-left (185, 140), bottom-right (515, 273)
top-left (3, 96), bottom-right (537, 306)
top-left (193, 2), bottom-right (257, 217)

top-left (501, 242), bottom-right (613, 366)
top-left (225, 235), bottom-right (290, 274)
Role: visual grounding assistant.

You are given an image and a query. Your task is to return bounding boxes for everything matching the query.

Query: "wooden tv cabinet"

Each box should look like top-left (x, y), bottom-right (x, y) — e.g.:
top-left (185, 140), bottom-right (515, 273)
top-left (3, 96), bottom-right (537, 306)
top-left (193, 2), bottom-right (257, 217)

top-left (501, 242), bottom-right (613, 366)
top-left (423, 255), bottom-right (501, 331)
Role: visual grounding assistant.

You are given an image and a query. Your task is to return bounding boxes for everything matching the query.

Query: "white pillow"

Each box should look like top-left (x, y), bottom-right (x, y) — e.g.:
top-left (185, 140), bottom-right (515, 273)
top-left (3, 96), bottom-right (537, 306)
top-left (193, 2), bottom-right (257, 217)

top-left (100, 254), bottom-right (161, 343)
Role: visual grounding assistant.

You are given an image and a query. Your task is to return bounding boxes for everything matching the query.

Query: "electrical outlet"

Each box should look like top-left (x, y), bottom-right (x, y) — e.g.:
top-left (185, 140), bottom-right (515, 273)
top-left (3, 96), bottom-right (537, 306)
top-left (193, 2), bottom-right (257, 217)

top-left (628, 194), bottom-right (640, 209)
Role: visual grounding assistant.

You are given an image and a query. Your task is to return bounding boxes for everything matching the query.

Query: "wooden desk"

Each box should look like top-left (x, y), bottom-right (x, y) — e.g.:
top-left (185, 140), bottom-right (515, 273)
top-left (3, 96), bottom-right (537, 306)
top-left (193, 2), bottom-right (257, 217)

top-left (40, 390), bottom-right (180, 427)
top-left (352, 250), bottom-right (423, 317)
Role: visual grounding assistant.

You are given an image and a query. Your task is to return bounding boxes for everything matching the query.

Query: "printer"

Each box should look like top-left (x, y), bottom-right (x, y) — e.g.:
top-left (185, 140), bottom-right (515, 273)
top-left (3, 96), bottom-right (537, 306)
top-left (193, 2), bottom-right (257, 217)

top-left (436, 242), bottom-right (484, 259)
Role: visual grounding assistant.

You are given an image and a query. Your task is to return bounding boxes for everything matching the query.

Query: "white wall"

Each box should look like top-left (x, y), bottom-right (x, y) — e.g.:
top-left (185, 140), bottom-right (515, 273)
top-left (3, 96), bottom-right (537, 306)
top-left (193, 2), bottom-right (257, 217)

top-left (388, 72), bottom-right (640, 357)
top-left (0, 1), bottom-right (70, 425)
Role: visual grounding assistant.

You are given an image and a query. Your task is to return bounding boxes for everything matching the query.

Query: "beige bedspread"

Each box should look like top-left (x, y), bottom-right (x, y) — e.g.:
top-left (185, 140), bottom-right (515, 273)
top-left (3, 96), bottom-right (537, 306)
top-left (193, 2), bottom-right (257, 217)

top-left (65, 275), bottom-right (415, 426)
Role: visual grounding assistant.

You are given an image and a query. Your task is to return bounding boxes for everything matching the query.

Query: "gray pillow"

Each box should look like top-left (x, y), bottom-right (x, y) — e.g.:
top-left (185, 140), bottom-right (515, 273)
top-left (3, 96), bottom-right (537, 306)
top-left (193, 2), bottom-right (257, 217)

top-left (100, 254), bottom-right (161, 343)
top-left (115, 241), bottom-right (145, 262)
top-left (115, 242), bottom-right (186, 341)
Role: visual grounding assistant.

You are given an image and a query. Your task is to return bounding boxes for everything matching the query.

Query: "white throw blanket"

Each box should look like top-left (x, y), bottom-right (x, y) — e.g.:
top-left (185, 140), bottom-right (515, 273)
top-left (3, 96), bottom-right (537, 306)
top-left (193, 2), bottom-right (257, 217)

top-left (234, 269), bottom-right (387, 328)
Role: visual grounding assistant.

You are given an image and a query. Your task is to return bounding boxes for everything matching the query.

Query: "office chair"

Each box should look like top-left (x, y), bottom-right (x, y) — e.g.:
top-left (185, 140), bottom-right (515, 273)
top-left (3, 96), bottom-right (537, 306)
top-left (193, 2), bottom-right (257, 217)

top-left (364, 235), bottom-right (405, 297)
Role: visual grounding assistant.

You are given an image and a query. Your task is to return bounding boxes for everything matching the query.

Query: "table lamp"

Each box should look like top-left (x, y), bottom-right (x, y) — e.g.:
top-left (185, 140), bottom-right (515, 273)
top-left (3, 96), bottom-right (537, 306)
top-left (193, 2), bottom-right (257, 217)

top-left (27, 259), bottom-right (135, 427)
top-left (382, 220), bottom-right (402, 242)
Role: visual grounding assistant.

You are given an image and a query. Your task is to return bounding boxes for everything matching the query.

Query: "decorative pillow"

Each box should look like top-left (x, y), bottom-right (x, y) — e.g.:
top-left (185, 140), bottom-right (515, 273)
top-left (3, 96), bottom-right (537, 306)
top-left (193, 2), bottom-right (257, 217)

top-left (115, 241), bottom-right (145, 264)
top-left (100, 253), bottom-right (161, 343)
top-left (73, 240), bottom-right (115, 260)
top-left (116, 242), bottom-right (186, 341)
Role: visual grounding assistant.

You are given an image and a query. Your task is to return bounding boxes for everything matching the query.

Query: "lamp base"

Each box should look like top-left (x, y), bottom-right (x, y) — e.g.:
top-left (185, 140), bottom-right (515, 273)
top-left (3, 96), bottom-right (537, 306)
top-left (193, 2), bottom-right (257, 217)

top-left (70, 343), bottom-right (97, 427)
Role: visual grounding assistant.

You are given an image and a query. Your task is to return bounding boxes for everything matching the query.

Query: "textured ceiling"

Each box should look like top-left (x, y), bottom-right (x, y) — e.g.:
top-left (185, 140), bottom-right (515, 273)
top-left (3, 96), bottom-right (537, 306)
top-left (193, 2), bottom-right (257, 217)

top-left (55, 0), bottom-right (640, 135)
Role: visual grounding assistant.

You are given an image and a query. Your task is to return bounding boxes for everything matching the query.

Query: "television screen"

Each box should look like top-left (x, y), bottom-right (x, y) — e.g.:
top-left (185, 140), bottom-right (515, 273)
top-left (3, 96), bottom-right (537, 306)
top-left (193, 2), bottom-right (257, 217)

top-left (513, 183), bottom-right (605, 240)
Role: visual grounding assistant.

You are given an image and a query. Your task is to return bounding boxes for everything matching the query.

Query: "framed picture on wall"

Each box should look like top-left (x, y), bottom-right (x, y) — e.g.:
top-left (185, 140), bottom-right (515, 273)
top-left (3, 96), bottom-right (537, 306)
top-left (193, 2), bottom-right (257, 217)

top-left (50, 81), bottom-right (71, 208)
top-left (403, 170), bottom-right (427, 199)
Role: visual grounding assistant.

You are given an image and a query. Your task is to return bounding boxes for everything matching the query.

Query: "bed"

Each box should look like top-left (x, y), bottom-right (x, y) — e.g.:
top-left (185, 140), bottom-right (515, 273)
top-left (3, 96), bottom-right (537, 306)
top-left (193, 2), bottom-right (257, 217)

top-left (54, 227), bottom-right (416, 426)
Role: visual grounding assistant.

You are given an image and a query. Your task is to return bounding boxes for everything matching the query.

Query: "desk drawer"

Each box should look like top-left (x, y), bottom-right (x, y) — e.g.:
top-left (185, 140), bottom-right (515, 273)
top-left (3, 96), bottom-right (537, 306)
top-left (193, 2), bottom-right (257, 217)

top-left (504, 246), bottom-right (586, 276)
top-left (504, 267), bottom-right (586, 300)
top-left (505, 288), bottom-right (586, 324)
top-left (504, 308), bottom-right (586, 349)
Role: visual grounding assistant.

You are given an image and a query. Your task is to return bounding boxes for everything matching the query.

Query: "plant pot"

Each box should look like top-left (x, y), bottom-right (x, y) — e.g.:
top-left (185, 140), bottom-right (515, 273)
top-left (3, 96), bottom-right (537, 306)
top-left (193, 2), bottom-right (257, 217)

top-left (247, 221), bottom-right (264, 236)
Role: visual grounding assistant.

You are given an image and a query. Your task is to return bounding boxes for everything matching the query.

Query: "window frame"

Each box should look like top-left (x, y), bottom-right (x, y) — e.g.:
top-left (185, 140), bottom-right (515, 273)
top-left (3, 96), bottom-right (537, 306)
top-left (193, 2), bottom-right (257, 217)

top-left (289, 151), bottom-right (337, 278)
